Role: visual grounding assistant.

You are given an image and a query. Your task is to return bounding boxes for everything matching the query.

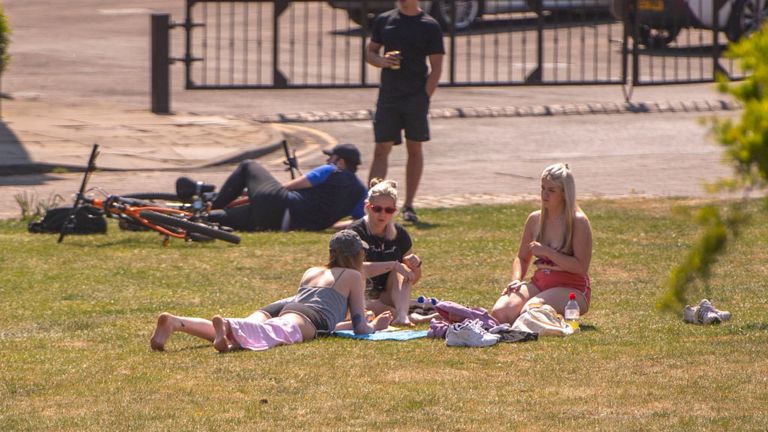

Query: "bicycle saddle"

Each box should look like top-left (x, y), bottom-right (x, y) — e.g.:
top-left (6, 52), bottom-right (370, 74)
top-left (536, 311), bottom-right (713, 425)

top-left (175, 176), bottom-right (216, 200)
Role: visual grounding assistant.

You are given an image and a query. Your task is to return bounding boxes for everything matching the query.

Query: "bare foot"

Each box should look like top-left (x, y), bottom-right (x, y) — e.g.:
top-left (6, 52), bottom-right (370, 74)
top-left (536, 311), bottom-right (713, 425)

top-left (409, 312), bottom-right (439, 324)
top-left (150, 313), bottom-right (174, 351)
top-left (372, 311), bottom-right (394, 331)
top-left (391, 317), bottom-right (416, 327)
top-left (211, 315), bottom-right (231, 353)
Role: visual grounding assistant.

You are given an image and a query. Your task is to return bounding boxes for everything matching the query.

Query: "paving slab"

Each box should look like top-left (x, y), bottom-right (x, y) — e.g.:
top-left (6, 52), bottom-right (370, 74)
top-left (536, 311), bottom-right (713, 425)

top-left (0, 100), bottom-right (285, 175)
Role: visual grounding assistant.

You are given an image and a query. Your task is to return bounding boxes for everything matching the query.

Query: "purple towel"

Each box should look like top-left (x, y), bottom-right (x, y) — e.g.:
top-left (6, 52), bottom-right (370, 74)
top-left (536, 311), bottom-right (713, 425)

top-left (428, 301), bottom-right (500, 338)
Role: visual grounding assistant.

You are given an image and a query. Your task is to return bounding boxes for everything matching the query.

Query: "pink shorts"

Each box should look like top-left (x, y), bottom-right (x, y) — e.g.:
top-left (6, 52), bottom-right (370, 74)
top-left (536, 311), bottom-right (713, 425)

top-left (531, 269), bottom-right (591, 304)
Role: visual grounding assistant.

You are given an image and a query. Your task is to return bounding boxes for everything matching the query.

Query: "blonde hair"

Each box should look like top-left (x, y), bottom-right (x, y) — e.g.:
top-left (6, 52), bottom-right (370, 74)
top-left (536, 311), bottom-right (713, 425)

top-left (365, 178), bottom-right (398, 241)
top-left (537, 163), bottom-right (577, 255)
top-left (367, 178), bottom-right (398, 204)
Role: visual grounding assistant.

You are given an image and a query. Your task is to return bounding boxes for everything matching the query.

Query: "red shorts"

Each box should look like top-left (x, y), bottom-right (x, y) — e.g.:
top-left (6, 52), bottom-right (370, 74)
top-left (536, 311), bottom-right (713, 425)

top-left (531, 269), bottom-right (591, 304)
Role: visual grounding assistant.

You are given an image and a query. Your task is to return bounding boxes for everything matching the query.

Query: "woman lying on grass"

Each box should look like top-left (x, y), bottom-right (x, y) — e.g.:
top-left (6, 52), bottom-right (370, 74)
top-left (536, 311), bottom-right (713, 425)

top-left (150, 230), bottom-right (393, 352)
top-left (490, 162), bottom-right (593, 325)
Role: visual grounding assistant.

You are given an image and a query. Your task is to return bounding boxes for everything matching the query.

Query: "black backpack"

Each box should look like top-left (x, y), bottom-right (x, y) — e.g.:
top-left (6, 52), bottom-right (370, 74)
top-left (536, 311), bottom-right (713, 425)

top-left (28, 205), bottom-right (107, 235)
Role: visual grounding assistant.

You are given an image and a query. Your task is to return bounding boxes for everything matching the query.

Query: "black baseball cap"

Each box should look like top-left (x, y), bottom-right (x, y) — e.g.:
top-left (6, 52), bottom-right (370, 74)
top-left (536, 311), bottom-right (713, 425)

top-left (323, 143), bottom-right (361, 170)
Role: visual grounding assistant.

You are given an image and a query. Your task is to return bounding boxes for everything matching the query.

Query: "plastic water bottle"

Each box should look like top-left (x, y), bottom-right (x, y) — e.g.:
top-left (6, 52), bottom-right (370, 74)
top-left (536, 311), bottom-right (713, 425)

top-left (564, 292), bottom-right (580, 331)
top-left (416, 296), bottom-right (437, 309)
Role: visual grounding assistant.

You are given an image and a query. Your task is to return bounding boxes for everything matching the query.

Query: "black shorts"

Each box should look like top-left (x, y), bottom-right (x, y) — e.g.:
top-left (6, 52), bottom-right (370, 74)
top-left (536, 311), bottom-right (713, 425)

top-left (259, 297), bottom-right (294, 318)
top-left (373, 92), bottom-right (430, 145)
top-left (281, 302), bottom-right (331, 334)
top-left (364, 275), bottom-right (388, 300)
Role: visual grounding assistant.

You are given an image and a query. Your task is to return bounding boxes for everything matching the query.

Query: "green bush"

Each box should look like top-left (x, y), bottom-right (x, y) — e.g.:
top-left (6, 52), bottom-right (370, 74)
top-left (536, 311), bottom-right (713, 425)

top-left (0, 5), bottom-right (9, 74)
top-left (658, 28), bottom-right (768, 312)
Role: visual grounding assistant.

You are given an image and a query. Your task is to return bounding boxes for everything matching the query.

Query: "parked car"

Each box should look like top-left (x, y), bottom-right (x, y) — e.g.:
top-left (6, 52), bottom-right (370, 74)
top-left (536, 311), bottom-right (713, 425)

top-left (329, 0), bottom-right (610, 31)
top-left (610, 0), bottom-right (768, 47)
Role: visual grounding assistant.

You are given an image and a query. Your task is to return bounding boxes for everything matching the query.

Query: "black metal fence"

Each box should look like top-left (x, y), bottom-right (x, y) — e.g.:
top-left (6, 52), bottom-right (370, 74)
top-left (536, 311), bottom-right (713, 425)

top-left (154, 0), bottom-right (747, 95)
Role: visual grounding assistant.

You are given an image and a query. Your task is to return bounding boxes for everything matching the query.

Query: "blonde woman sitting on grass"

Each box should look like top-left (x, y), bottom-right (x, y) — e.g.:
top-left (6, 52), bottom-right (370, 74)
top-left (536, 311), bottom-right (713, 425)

top-left (491, 163), bottom-right (593, 325)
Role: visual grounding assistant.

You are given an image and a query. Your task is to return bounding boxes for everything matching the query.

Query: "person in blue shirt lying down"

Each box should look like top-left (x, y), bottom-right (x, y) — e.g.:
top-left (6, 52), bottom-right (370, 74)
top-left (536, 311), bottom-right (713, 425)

top-left (178, 143), bottom-right (367, 232)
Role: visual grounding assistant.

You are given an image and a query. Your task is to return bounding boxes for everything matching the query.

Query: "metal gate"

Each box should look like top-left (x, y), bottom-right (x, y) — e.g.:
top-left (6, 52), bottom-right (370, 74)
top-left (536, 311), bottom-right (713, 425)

top-left (170, 0), bottom-right (627, 89)
top-left (160, 0), bottom-right (747, 90)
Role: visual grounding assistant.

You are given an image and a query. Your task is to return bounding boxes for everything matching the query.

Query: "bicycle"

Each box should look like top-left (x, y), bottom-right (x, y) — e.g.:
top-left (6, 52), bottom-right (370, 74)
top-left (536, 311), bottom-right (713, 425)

top-left (58, 144), bottom-right (241, 245)
top-left (127, 140), bottom-right (302, 215)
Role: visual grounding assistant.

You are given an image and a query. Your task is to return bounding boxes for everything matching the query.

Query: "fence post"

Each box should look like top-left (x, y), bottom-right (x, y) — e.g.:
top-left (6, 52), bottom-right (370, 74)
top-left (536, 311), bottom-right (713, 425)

top-left (525, 0), bottom-right (543, 83)
top-left (361, 0), bottom-right (368, 85)
top-left (151, 13), bottom-right (171, 114)
top-left (449, 0), bottom-right (456, 84)
top-left (631, 0), bottom-right (639, 86)
top-left (273, 0), bottom-right (290, 88)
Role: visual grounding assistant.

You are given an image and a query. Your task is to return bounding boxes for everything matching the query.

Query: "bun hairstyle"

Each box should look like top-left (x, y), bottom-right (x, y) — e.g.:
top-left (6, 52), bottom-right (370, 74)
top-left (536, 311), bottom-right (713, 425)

top-left (367, 178), bottom-right (398, 204)
top-left (365, 178), bottom-right (398, 241)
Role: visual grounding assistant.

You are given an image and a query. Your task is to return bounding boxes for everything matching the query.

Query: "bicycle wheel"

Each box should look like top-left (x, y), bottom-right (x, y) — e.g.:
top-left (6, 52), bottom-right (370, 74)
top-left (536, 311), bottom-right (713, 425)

top-left (139, 210), bottom-right (241, 245)
top-left (118, 193), bottom-right (190, 231)
top-left (123, 192), bottom-right (188, 203)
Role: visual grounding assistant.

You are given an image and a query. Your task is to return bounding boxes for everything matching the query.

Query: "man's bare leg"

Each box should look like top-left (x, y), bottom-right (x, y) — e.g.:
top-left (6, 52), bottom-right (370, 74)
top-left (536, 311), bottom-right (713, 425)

top-left (369, 141), bottom-right (395, 184)
top-left (403, 139), bottom-right (424, 209)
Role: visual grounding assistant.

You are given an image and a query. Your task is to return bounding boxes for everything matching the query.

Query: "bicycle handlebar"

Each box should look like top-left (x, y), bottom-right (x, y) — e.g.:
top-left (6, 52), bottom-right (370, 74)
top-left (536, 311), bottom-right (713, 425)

top-left (282, 140), bottom-right (301, 180)
top-left (59, 143), bottom-right (100, 243)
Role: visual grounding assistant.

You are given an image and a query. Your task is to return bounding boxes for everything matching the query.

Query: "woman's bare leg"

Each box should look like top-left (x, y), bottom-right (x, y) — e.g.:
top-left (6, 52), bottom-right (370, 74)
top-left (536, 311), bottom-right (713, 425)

top-left (150, 311), bottom-right (270, 351)
top-left (490, 283), bottom-right (541, 325)
top-left (150, 313), bottom-right (217, 351)
top-left (526, 288), bottom-right (589, 315)
top-left (365, 298), bottom-right (395, 315)
top-left (379, 272), bottom-right (414, 326)
top-left (409, 311), bottom-right (439, 324)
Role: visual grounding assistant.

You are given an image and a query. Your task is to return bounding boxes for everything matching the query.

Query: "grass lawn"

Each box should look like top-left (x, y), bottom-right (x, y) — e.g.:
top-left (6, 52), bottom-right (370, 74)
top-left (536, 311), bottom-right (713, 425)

top-left (1, 199), bottom-right (767, 431)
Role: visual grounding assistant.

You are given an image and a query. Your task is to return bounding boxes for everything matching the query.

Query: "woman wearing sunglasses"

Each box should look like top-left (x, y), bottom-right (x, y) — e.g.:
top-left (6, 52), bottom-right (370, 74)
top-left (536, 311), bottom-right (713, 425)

top-left (347, 179), bottom-right (429, 326)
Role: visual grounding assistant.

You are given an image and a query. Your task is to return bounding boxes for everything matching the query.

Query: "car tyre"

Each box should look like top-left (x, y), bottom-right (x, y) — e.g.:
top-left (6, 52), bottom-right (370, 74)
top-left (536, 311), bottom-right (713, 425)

top-left (429, 0), bottom-right (480, 30)
top-left (637, 24), bottom-right (681, 48)
top-left (726, 0), bottom-right (768, 42)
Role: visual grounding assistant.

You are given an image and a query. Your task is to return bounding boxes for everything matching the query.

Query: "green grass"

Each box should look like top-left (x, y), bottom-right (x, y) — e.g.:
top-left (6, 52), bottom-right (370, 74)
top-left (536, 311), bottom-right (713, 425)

top-left (1, 199), bottom-right (767, 431)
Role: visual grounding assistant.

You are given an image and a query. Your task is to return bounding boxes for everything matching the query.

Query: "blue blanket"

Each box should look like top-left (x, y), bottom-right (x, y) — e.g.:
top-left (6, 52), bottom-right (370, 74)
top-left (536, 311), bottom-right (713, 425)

top-left (333, 330), bottom-right (428, 341)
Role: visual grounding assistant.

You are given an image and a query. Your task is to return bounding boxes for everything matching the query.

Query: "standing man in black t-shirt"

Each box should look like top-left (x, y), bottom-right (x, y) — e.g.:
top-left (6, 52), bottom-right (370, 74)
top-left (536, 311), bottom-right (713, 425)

top-left (366, 0), bottom-right (445, 223)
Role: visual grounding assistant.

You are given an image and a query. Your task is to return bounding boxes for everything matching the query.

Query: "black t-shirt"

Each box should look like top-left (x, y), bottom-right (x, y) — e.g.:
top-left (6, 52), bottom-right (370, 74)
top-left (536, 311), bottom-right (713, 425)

top-left (371, 9), bottom-right (445, 100)
top-left (348, 218), bottom-right (413, 289)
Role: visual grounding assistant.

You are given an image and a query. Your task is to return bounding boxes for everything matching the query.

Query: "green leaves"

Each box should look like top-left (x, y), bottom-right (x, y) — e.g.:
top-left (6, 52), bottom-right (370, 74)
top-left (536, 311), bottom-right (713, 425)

top-left (0, 5), bottom-right (9, 74)
top-left (660, 26), bottom-right (768, 313)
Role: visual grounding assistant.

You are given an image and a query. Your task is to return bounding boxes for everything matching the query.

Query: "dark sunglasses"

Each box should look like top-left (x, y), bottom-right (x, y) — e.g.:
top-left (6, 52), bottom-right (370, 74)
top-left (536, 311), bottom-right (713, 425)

top-left (370, 205), bottom-right (396, 214)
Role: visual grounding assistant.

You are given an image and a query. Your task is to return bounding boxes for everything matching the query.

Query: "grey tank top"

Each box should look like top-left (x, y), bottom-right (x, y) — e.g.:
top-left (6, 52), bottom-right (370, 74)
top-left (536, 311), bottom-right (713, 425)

top-left (294, 273), bottom-right (349, 331)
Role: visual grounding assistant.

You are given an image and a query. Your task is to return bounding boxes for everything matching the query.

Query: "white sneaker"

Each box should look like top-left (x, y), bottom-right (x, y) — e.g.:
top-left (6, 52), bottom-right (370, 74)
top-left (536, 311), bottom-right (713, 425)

top-left (698, 299), bottom-right (731, 323)
top-left (684, 299), bottom-right (732, 324)
top-left (445, 319), bottom-right (500, 347)
top-left (683, 305), bottom-right (699, 324)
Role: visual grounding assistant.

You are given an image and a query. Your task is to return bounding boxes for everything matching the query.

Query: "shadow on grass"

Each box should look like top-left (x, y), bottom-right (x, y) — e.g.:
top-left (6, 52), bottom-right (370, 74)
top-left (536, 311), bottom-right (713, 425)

top-left (169, 343), bottom-right (215, 352)
top-left (579, 323), bottom-right (598, 332)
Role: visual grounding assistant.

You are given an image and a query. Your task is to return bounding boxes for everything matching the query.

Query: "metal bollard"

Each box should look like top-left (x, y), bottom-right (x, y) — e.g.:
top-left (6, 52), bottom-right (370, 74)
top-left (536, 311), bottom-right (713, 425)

top-left (151, 13), bottom-right (171, 114)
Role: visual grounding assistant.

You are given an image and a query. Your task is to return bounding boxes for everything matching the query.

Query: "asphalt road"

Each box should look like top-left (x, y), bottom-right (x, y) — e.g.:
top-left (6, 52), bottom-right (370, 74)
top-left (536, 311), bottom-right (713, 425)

top-left (304, 111), bottom-right (731, 199)
top-left (0, 0), bottom-right (741, 220)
